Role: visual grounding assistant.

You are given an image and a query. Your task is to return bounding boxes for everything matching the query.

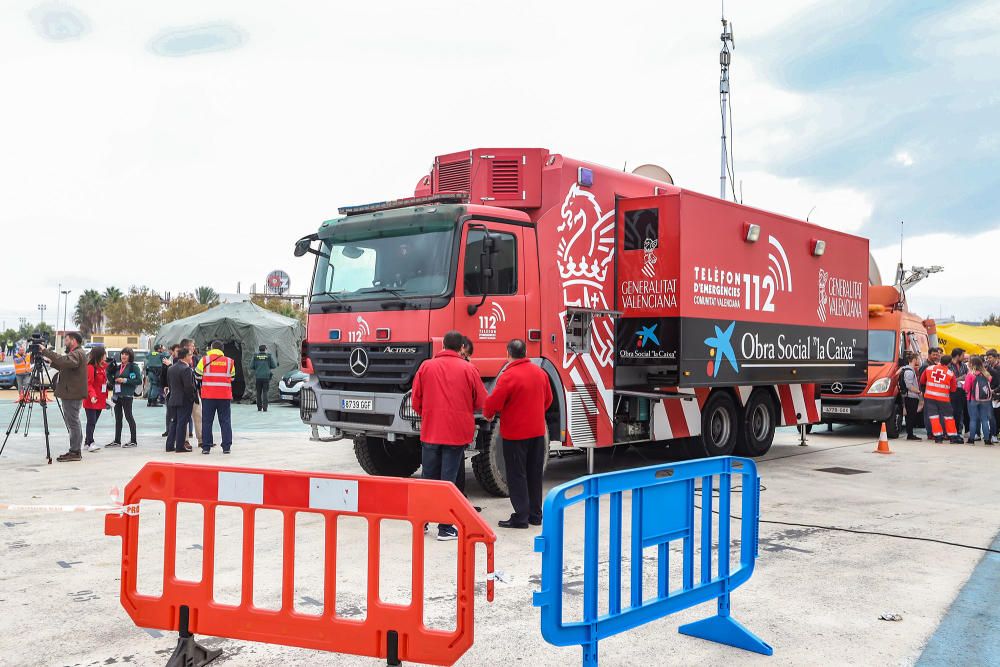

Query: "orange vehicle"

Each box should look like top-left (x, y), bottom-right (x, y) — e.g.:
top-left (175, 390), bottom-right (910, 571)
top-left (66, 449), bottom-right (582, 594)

top-left (820, 285), bottom-right (932, 438)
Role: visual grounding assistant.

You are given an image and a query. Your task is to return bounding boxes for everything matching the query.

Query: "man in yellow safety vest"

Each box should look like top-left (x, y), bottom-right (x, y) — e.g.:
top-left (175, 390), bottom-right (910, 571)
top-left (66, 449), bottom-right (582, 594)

top-left (195, 340), bottom-right (236, 454)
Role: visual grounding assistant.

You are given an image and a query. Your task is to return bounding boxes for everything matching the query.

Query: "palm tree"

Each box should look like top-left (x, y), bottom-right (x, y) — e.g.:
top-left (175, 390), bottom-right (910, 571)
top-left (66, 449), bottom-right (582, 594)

top-left (103, 286), bottom-right (123, 303)
top-left (73, 289), bottom-right (104, 337)
top-left (195, 286), bottom-right (219, 306)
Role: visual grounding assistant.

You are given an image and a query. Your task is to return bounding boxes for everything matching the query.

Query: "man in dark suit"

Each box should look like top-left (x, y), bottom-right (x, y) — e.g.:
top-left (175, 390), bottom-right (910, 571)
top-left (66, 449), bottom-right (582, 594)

top-left (166, 347), bottom-right (197, 452)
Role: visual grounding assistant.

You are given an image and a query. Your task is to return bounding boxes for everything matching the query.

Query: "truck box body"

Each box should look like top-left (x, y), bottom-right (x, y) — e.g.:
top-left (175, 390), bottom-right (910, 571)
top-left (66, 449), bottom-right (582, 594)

top-left (614, 193), bottom-right (869, 388)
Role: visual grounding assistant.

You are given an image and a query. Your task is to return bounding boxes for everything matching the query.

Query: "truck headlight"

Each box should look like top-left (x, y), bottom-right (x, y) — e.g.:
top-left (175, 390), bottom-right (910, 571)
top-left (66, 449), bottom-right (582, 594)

top-left (869, 378), bottom-right (892, 394)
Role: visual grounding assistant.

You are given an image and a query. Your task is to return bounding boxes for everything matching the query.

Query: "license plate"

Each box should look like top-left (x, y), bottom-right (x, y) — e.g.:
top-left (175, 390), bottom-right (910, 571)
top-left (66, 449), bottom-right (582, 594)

top-left (823, 406), bottom-right (851, 414)
top-left (281, 393), bottom-right (294, 400)
top-left (341, 398), bottom-right (374, 411)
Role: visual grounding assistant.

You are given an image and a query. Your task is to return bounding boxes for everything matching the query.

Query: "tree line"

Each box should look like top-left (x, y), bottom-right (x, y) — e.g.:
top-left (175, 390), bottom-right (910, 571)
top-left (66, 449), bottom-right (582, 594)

top-left (5, 286), bottom-right (306, 342)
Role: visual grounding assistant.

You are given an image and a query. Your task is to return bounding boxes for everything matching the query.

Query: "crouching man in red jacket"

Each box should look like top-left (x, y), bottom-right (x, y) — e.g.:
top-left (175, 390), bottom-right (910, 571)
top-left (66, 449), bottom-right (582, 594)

top-left (484, 339), bottom-right (553, 529)
top-left (412, 330), bottom-right (487, 541)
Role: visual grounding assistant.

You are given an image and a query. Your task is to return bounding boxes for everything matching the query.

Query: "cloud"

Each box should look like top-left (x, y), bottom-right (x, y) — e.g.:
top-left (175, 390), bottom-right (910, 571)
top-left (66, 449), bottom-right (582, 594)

top-left (871, 225), bottom-right (1000, 321)
top-left (893, 151), bottom-right (914, 167)
top-left (736, 170), bottom-right (873, 233)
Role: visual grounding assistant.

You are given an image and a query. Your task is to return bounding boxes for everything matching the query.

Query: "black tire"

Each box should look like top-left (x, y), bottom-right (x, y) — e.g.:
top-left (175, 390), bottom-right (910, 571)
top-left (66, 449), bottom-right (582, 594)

top-left (689, 391), bottom-right (739, 458)
top-left (734, 390), bottom-right (776, 457)
top-left (353, 436), bottom-right (421, 477)
top-left (472, 427), bottom-right (508, 497)
top-left (885, 401), bottom-right (903, 439)
top-left (471, 422), bottom-right (549, 497)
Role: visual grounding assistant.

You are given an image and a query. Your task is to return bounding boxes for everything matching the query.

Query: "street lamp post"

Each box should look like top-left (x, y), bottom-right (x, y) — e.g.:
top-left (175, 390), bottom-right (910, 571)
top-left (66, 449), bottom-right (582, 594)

top-left (60, 290), bottom-right (71, 349)
top-left (38, 304), bottom-right (47, 329)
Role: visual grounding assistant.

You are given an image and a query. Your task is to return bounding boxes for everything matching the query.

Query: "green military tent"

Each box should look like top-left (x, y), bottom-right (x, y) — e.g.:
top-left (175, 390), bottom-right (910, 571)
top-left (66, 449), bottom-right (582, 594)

top-left (154, 301), bottom-right (305, 401)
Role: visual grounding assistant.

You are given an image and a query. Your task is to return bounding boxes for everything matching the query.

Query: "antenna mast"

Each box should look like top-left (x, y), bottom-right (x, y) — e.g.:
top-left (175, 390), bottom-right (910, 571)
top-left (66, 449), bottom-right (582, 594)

top-left (719, 3), bottom-right (735, 201)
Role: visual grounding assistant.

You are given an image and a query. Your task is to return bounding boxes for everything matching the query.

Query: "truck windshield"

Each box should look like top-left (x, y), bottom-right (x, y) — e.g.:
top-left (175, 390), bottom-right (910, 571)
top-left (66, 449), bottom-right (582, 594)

top-left (869, 330), bottom-right (897, 363)
top-left (312, 211), bottom-right (456, 301)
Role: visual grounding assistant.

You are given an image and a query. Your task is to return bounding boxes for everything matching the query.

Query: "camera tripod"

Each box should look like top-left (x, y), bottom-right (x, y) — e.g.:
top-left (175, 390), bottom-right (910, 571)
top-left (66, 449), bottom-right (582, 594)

top-left (0, 354), bottom-right (64, 464)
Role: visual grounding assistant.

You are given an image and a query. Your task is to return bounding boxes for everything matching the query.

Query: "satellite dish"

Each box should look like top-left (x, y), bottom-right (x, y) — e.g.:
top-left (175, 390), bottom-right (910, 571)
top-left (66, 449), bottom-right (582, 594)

top-left (631, 164), bottom-right (674, 185)
top-left (868, 252), bottom-right (883, 286)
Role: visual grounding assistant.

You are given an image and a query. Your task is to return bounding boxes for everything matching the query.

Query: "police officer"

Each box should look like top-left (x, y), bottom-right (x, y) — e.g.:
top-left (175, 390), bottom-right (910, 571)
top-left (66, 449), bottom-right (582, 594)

top-left (146, 343), bottom-right (166, 407)
top-left (251, 344), bottom-right (277, 411)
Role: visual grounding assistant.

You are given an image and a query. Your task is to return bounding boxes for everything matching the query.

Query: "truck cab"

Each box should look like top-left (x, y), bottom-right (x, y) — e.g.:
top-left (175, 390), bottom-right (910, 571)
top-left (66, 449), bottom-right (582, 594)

top-left (820, 285), bottom-right (930, 437)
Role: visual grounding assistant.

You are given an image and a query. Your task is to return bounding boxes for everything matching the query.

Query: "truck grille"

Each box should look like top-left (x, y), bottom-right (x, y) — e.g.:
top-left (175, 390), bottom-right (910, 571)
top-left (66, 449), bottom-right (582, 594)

top-left (821, 381), bottom-right (868, 395)
top-left (309, 343), bottom-right (430, 393)
top-left (325, 410), bottom-right (395, 427)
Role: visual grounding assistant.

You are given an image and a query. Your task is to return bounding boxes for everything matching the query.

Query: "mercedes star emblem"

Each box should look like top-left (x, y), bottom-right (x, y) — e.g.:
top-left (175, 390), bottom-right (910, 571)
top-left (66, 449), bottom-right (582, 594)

top-left (349, 347), bottom-right (369, 377)
top-left (831, 382), bottom-right (844, 394)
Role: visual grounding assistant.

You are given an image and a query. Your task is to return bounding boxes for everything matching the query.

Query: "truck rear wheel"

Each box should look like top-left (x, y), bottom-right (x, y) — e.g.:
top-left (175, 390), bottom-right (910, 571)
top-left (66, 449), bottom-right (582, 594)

top-left (353, 436), bottom-right (421, 478)
top-left (734, 390), bottom-right (776, 457)
top-left (689, 392), bottom-right (738, 458)
top-left (471, 423), bottom-right (549, 497)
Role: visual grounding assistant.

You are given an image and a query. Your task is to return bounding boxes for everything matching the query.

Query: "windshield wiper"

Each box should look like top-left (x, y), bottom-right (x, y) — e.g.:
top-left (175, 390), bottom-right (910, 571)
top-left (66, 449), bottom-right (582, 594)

top-left (358, 286), bottom-right (406, 299)
top-left (313, 291), bottom-right (352, 311)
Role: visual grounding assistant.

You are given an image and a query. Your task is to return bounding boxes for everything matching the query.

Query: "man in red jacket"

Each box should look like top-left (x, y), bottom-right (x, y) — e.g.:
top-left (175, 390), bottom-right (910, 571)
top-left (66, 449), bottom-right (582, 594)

top-left (484, 339), bottom-right (553, 529)
top-left (412, 330), bottom-right (487, 541)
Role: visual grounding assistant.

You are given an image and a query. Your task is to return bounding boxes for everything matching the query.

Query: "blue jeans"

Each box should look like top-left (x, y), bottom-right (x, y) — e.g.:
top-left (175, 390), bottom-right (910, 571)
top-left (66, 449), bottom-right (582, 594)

top-left (421, 443), bottom-right (466, 531)
top-left (201, 399), bottom-right (232, 452)
top-left (421, 443), bottom-right (466, 485)
top-left (968, 401), bottom-right (992, 441)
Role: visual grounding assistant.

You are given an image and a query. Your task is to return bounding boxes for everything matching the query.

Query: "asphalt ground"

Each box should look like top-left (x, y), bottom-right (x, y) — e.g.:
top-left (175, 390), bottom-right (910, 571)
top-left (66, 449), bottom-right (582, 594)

top-left (1, 387), bottom-right (998, 666)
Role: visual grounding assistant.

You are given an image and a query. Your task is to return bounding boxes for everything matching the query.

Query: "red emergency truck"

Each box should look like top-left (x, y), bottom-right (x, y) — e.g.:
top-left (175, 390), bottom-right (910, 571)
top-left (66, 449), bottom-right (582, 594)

top-left (294, 148), bottom-right (870, 495)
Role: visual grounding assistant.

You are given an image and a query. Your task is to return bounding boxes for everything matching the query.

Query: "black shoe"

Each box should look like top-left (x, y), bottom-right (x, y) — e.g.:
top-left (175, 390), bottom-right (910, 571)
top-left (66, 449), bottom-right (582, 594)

top-left (986, 439), bottom-right (994, 446)
top-left (202, 449), bottom-right (211, 455)
top-left (951, 437), bottom-right (965, 444)
top-left (498, 519), bottom-right (529, 529)
top-left (529, 517), bottom-right (542, 526)
top-left (263, 407), bottom-right (267, 412)
top-left (222, 449), bottom-right (231, 454)
top-left (906, 435), bottom-right (921, 441)
top-left (161, 431), bottom-right (168, 437)
top-left (934, 437), bottom-right (943, 444)
top-left (437, 525), bottom-right (458, 541)
top-left (257, 407), bottom-right (262, 412)
top-left (56, 451), bottom-right (82, 462)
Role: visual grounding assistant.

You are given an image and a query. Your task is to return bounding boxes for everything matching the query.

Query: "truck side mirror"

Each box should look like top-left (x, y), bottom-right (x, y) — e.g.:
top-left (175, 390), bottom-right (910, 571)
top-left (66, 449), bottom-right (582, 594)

top-left (468, 231), bottom-right (500, 315)
top-left (293, 238), bottom-right (312, 257)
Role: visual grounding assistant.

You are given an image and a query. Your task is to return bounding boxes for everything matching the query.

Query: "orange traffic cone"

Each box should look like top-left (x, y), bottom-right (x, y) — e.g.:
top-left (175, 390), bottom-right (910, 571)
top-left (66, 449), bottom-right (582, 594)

top-left (873, 422), bottom-right (893, 454)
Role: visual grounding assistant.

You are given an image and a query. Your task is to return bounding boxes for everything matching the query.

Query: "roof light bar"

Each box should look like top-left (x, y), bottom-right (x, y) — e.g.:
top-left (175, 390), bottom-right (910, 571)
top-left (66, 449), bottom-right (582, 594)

top-left (338, 192), bottom-right (469, 216)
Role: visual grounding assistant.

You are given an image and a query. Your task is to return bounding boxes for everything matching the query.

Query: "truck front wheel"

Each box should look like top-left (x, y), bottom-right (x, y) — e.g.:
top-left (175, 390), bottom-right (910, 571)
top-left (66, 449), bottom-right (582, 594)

top-left (353, 436), bottom-right (421, 478)
top-left (885, 401), bottom-right (904, 439)
top-left (690, 392), bottom-right (738, 458)
top-left (471, 422), bottom-right (550, 497)
top-left (734, 390), bottom-right (776, 457)
top-left (472, 427), bottom-right (508, 497)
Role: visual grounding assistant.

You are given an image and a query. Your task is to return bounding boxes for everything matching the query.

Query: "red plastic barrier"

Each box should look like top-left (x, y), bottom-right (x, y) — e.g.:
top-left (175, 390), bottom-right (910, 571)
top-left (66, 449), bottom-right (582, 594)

top-left (106, 463), bottom-right (495, 665)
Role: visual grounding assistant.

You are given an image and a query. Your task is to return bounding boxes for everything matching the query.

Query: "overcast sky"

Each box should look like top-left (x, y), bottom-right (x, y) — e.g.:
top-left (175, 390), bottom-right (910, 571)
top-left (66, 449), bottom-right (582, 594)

top-left (1, 0), bottom-right (996, 330)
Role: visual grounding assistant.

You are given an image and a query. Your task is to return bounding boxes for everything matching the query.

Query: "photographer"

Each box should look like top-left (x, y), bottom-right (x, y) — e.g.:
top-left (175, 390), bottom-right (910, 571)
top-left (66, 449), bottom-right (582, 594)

top-left (39, 332), bottom-right (88, 462)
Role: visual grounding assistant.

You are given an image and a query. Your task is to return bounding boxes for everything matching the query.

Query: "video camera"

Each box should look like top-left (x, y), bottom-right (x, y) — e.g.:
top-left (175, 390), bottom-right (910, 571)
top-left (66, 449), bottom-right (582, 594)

top-left (26, 331), bottom-right (48, 357)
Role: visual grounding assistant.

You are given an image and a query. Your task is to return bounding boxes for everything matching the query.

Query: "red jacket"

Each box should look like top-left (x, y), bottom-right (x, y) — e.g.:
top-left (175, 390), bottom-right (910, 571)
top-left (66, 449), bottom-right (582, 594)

top-left (920, 364), bottom-right (956, 402)
top-left (484, 358), bottom-right (553, 440)
top-left (412, 350), bottom-right (487, 445)
top-left (87, 363), bottom-right (108, 410)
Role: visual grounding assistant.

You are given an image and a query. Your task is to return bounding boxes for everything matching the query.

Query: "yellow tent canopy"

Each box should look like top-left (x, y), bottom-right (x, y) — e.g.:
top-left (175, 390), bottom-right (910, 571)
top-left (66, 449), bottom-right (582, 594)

top-left (936, 323), bottom-right (1000, 356)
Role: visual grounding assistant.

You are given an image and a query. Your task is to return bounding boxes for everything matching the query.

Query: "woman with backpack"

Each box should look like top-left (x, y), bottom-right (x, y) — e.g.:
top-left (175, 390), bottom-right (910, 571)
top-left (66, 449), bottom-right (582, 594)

top-left (963, 355), bottom-right (993, 445)
top-left (106, 348), bottom-right (142, 448)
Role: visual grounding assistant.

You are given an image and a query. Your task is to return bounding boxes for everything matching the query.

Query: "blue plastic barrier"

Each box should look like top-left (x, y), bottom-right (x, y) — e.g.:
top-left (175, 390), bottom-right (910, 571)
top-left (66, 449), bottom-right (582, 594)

top-left (533, 455), bottom-right (771, 665)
